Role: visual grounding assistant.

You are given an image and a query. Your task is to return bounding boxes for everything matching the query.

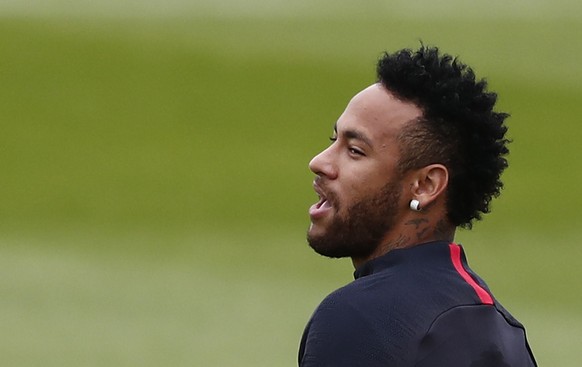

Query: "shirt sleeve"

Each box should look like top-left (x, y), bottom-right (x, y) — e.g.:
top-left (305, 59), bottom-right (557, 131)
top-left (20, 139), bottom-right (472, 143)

top-left (414, 305), bottom-right (537, 367)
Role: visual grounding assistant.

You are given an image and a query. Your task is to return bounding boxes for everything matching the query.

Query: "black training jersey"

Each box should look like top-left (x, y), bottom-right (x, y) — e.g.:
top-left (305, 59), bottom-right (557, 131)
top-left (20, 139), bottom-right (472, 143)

top-left (298, 241), bottom-right (537, 367)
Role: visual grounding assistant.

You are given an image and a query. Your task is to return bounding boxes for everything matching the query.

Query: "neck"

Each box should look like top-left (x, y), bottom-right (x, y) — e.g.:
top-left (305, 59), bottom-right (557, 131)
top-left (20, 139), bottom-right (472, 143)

top-left (351, 215), bottom-right (455, 269)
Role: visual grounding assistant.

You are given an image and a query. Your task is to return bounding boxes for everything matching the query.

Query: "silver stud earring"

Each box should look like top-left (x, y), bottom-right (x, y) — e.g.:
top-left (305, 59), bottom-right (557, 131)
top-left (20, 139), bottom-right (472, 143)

top-left (409, 199), bottom-right (421, 211)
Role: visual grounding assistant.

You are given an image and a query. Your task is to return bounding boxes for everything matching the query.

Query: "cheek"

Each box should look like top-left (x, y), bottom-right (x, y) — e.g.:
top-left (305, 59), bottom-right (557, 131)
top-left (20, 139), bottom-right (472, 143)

top-left (337, 159), bottom-right (401, 203)
top-left (334, 180), bottom-right (374, 211)
top-left (347, 173), bottom-right (386, 194)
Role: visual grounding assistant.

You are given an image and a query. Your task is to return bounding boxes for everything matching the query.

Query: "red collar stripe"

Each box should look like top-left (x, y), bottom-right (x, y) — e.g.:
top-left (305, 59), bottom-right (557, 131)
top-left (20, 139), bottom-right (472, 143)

top-left (449, 243), bottom-right (494, 305)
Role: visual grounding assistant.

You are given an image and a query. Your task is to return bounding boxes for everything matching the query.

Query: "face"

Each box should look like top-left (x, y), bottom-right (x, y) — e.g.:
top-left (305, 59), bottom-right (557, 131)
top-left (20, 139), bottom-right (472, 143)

top-left (307, 84), bottom-right (423, 259)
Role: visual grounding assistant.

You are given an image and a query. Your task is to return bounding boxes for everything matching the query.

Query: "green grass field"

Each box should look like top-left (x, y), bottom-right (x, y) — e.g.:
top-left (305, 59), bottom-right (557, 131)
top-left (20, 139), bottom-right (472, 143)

top-left (1, 1), bottom-right (581, 365)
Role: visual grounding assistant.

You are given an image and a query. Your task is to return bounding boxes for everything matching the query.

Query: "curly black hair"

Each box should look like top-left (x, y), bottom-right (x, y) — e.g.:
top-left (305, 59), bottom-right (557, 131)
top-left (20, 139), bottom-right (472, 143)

top-left (376, 45), bottom-right (510, 228)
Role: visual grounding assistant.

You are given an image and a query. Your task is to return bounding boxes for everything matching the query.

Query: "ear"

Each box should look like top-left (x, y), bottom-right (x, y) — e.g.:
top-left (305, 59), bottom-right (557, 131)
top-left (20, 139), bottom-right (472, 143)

top-left (408, 164), bottom-right (449, 210)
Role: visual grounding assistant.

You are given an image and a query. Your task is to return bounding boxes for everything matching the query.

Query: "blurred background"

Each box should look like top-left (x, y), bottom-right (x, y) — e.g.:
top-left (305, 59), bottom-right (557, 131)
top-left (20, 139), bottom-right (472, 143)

top-left (1, 0), bottom-right (581, 365)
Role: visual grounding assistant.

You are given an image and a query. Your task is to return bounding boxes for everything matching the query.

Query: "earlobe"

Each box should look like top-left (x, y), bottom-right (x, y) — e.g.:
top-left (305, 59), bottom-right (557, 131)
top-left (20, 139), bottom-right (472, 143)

top-left (409, 199), bottom-right (421, 211)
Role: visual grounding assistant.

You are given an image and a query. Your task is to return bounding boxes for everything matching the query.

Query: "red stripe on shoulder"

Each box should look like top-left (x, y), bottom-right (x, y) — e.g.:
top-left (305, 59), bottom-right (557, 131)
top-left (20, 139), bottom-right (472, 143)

top-left (449, 243), bottom-right (494, 305)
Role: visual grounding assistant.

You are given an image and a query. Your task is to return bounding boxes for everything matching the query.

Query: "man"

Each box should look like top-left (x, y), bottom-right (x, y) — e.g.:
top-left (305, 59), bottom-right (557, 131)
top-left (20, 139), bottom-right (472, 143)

top-left (299, 46), bottom-right (537, 366)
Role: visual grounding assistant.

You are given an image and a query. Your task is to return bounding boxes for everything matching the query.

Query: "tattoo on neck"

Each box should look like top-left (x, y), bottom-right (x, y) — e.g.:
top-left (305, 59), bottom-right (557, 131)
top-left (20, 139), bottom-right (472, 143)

top-left (405, 218), bottom-right (429, 229)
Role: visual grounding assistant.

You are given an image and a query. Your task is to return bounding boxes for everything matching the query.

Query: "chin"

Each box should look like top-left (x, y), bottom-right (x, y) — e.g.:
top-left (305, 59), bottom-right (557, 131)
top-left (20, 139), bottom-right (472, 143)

top-left (306, 230), bottom-right (347, 259)
top-left (306, 224), bottom-right (382, 260)
top-left (307, 219), bottom-right (330, 238)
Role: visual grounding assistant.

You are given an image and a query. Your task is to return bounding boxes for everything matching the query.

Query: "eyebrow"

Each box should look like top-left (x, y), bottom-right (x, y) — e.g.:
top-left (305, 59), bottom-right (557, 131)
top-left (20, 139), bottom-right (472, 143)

top-left (334, 123), bottom-right (374, 148)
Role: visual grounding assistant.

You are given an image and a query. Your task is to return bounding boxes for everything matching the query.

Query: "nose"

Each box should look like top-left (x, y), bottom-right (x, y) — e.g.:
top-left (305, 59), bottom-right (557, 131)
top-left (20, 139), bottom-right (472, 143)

top-left (309, 146), bottom-right (338, 179)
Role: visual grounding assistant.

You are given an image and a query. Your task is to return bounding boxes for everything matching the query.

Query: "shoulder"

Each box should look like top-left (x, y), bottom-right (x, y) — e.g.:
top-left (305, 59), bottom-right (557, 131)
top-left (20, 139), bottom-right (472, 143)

top-left (304, 281), bottom-right (379, 341)
top-left (311, 273), bottom-right (403, 322)
top-left (299, 275), bottom-right (435, 366)
top-left (299, 284), bottom-right (401, 366)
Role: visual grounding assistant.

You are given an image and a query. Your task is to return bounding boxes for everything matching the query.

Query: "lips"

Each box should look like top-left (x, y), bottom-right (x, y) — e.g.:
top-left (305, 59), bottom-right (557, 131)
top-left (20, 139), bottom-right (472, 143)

top-left (309, 181), bottom-right (333, 219)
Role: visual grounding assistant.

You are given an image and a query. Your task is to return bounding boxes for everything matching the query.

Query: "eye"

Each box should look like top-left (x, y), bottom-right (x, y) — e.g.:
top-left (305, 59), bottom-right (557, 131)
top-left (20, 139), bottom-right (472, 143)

top-left (348, 147), bottom-right (365, 156)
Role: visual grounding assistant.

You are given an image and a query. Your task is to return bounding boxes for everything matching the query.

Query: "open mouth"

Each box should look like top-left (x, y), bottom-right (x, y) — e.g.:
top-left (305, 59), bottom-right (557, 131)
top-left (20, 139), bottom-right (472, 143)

top-left (315, 196), bottom-right (331, 210)
top-left (309, 182), bottom-right (333, 219)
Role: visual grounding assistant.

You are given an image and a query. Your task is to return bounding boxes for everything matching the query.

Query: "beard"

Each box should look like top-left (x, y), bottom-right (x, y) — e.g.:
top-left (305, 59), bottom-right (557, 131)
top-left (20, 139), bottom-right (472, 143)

top-left (307, 180), bottom-right (402, 259)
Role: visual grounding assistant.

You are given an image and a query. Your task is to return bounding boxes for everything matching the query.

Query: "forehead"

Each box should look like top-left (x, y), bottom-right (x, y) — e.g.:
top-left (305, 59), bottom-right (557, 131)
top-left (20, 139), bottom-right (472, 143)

top-left (336, 83), bottom-right (422, 144)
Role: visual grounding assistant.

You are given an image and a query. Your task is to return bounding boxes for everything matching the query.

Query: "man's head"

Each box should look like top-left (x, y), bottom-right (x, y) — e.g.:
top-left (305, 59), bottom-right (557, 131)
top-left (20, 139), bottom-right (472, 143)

top-left (307, 84), bottom-right (423, 259)
top-left (307, 45), bottom-right (509, 264)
